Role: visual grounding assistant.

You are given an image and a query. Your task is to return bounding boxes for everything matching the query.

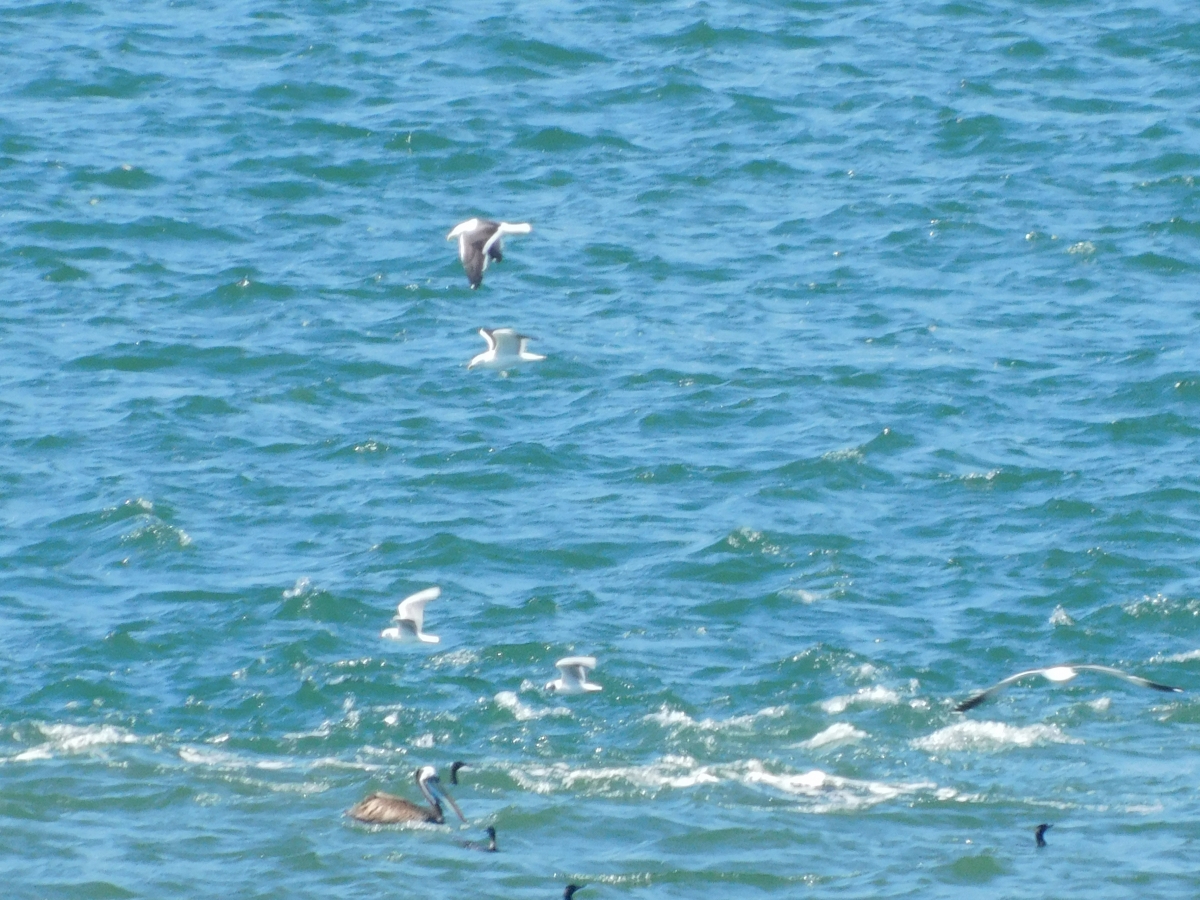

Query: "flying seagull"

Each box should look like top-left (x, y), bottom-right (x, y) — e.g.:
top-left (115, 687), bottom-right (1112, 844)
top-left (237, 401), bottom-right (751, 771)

top-left (954, 664), bottom-right (1183, 712)
top-left (447, 218), bottom-right (532, 289)
top-left (468, 327), bottom-right (546, 370)
top-left (381, 586), bottom-right (441, 643)
top-left (1035, 823), bottom-right (1051, 848)
top-left (546, 656), bottom-right (602, 695)
top-left (347, 764), bottom-right (466, 825)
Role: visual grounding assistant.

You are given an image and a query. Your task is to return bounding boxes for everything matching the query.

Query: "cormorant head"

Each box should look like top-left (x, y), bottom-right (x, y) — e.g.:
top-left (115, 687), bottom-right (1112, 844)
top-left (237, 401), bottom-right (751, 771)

top-left (450, 760), bottom-right (468, 785)
top-left (1035, 823), bottom-right (1052, 847)
top-left (564, 885), bottom-right (584, 900)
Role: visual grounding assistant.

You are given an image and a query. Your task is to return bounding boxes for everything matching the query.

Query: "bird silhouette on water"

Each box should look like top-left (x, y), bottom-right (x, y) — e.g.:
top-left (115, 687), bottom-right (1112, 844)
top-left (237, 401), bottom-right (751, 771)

top-left (563, 886), bottom-right (584, 900)
top-left (1035, 823), bottom-right (1052, 847)
top-left (459, 825), bottom-right (498, 852)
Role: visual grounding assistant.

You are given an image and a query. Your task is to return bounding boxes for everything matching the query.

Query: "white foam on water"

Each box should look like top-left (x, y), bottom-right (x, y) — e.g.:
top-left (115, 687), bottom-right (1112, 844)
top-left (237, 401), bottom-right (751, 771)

top-left (1153, 648), bottom-right (1200, 663)
top-left (283, 576), bottom-right (311, 598)
top-left (494, 691), bottom-right (570, 721)
top-left (507, 755), bottom-right (943, 812)
top-left (509, 754), bottom-right (721, 796)
top-left (1049, 605), bottom-right (1075, 626)
top-left (912, 720), bottom-right (1079, 753)
top-left (644, 704), bottom-right (787, 732)
top-left (801, 722), bottom-right (867, 749)
top-left (739, 759), bottom-right (942, 812)
top-left (820, 685), bottom-right (901, 714)
top-left (6, 723), bottom-right (138, 763)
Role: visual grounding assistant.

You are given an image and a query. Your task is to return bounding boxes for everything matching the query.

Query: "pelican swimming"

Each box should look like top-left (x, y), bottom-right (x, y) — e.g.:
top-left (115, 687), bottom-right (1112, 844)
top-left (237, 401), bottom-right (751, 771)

top-left (459, 825), bottom-right (498, 852)
top-left (348, 764), bottom-right (467, 825)
top-left (381, 586), bottom-right (441, 643)
top-left (954, 664), bottom-right (1183, 712)
top-left (1035, 823), bottom-right (1051, 847)
top-left (447, 218), bottom-right (532, 289)
top-left (467, 327), bottom-right (546, 370)
top-left (545, 656), bottom-right (602, 694)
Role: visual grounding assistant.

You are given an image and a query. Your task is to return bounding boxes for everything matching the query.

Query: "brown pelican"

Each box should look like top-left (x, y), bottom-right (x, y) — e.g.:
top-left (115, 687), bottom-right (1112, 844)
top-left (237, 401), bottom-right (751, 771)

top-left (954, 664), bottom-right (1182, 712)
top-left (446, 218), bottom-right (532, 289)
top-left (459, 825), bottom-right (497, 852)
top-left (348, 764), bottom-right (466, 825)
top-left (1035, 823), bottom-right (1051, 847)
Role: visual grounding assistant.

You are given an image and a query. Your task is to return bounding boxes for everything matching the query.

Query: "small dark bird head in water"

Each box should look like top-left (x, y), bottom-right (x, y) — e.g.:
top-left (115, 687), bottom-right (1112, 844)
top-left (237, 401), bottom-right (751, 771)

top-left (1035, 823), bottom-right (1052, 847)
top-left (450, 761), bottom-right (468, 785)
top-left (458, 825), bottom-right (498, 852)
top-left (564, 885), bottom-right (584, 900)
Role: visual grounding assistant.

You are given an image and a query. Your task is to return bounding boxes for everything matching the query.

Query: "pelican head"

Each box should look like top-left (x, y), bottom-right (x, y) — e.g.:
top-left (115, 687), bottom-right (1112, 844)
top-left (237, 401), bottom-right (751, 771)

top-left (415, 765), bottom-right (466, 823)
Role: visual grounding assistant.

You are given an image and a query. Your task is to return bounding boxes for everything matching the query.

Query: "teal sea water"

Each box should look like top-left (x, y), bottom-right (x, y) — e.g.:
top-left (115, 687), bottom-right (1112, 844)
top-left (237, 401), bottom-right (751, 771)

top-left (2, 1), bottom-right (1199, 897)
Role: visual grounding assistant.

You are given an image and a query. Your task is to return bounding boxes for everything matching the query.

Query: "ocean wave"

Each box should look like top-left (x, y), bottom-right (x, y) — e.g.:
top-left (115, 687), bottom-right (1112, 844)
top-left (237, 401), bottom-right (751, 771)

top-left (506, 755), bottom-right (944, 812)
top-left (645, 704), bottom-right (787, 732)
top-left (800, 723), bottom-right (867, 749)
top-left (5, 723), bottom-right (138, 762)
top-left (494, 690), bottom-right (571, 721)
top-left (912, 721), bottom-right (1079, 753)
top-left (820, 685), bottom-right (903, 714)
top-left (740, 760), bottom-right (942, 811)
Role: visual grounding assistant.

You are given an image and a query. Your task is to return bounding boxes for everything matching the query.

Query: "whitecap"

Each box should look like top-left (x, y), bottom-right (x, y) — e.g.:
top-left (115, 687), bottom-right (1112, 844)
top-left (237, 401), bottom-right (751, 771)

top-left (740, 760), bottom-right (940, 812)
top-left (283, 576), bottom-right (312, 599)
top-left (644, 704), bottom-right (786, 732)
top-left (1049, 605), bottom-right (1075, 626)
top-left (801, 723), bottom-right (866, 749)
top-left (509, 754), bottom-right (719, 796)
top-left (38, 723), bottom-right (137, 751)
top-left (1153, 648), bottom-right (1200, 663)
top-left (6, 723), bottom-right (138, 763)
top-left (912, 720), bottom-right (1078, 753)
top-left (495, 690), bottom-right (570, 722)
top-left (820, 685), bottom-right (901, 714)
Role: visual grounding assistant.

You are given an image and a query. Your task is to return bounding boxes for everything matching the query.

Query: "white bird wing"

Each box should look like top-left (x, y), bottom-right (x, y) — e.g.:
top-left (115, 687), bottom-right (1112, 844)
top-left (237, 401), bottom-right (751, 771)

top-left (517, 335), bottom-right (546, 361)
top-left (396, 586), bottom-right (441, 633)
top-left (482, 221), bottom-right (531, 258)
top-left (556, 656), bottom-right (597, 682)
top-left (954, 668), bottom-right (1058, 712)
top-left (479, 328), bottom-right (498, 353)
top-left (490, 329), bottom-right (522, 356)
top-left (1073, 664), bottom-right (1183, 693)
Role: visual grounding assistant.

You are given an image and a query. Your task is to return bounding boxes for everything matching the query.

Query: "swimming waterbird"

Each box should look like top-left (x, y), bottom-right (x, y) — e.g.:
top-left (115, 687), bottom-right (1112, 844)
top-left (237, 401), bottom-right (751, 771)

top-left (467, 327), bottom-right (546, 370)
top-left (348, 764), bottom-right (466, 825)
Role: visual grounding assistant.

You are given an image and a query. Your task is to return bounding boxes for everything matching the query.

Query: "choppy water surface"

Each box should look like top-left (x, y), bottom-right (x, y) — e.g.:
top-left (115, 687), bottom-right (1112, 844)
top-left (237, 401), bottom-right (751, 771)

top-left (2, 1), bottom-right (1199, 897)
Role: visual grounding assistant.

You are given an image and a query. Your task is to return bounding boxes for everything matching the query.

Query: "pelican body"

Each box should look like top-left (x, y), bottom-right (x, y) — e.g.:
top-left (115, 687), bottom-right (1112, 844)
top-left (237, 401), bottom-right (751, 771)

top-left (348, 764), bottom-right (466, 825)
top-left (546, 656), bottom-right (602, 694)
top-left (468, 327), bottom-right (546, 370)
top-left (447, 218), bottom-right (531, 289)
top-left (381, 586), bottom-right (441, 643)
top-left (955, 664), bottom-right (1183, 712)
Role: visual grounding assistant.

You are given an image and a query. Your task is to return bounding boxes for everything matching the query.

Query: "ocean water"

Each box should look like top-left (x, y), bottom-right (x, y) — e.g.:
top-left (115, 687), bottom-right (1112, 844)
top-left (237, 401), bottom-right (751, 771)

top-left (1, 0), bottom-right (1199, 897)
